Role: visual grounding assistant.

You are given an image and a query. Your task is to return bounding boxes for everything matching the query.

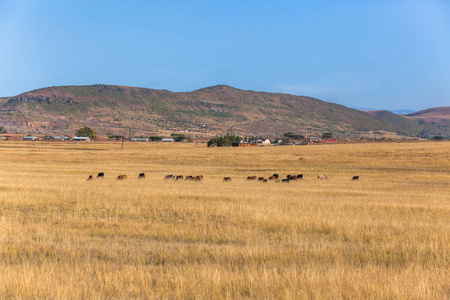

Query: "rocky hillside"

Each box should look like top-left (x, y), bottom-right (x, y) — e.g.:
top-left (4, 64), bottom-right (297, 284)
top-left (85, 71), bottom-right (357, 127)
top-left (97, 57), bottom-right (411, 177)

top-left (0, 84), bottom-right (448, 138)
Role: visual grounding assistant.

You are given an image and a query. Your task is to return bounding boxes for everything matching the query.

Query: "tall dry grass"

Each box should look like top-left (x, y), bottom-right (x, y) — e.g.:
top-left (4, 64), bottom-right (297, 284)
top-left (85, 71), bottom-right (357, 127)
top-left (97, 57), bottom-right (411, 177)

top-left (0, 141), bottom-right (449, 299)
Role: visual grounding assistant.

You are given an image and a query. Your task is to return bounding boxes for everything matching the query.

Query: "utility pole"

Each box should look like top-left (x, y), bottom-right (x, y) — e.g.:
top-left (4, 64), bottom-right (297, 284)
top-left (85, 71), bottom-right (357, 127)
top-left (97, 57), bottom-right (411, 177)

top-left (306, 127), bottom-right (312, 144)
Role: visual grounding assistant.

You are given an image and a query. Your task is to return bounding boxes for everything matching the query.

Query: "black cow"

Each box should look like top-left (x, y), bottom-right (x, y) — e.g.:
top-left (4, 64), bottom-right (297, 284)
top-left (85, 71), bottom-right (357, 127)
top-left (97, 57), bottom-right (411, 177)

top-left (96, 172), bottom-right (104, 178)
top-left (138, 173), bottom-right (145, 179)
top-left (352, 176), bottom-right (359, 180)
top-left (297, 174), bottom-right (303, 180)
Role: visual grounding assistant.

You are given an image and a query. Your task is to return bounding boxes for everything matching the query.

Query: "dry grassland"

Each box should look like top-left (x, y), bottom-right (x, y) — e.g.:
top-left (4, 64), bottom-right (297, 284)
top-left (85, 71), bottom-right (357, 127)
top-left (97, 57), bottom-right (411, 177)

top-left (0, 141), bottom-right (449, 299)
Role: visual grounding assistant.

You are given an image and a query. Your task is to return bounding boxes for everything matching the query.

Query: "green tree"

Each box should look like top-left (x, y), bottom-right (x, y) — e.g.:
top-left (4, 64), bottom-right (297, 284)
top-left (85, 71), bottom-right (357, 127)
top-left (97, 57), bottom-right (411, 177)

top-left (76, 126), bottom-right (97, 139)
top-left (281, 137), bottom-right (291, 144)
top-left (284, 132), bottom-right (304, 140)
top-left (322, 132), bottom-right (333, 139)
top-left (171, 133), bottom-right (186, 142)
top-left (107, 133), bottom-right (123, 140)
top-left (149, 136), bottom-right (164, 141)
top-left (207, 134), bottom-right (242, 147)
top-left (0, 126), bottom-right (6, 133)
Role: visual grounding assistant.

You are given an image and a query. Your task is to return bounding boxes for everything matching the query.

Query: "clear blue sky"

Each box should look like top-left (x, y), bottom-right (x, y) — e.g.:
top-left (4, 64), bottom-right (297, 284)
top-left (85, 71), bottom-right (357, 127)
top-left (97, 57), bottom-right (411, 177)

top-left (1, 0), bottom-right (449, 111)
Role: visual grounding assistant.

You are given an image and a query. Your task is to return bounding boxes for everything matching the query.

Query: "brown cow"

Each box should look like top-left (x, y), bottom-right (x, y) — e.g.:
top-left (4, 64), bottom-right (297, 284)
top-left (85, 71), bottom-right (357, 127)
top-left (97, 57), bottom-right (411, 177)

top-left (268, 176), bottom-right (275, 180)
top-left (117, 175), bottom-right (128, 180)
top-left (195, 175), bottom-right (203, 181)
top-left (175, 175), bottom-right (183, 181)
top-left (223, 177), bottom-right (231, 182)
top-left (258, 177), bottom-right (265, 181)
top-left (288, 175), bottom-right (297, 181)
top-left (185, 176), bottom-right (194, 181)
top-left (247, 176), bottom-right (257, 181)
top-left (138, 173), bottom-right (145, 179)
top-left (87, 175), bottom-right (93, 181)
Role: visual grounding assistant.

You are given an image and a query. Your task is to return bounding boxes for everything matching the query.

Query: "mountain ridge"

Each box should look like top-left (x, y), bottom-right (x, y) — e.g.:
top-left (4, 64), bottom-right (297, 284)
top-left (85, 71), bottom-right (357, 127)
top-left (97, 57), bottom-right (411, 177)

top-left (0, 84), bottom-right (448, 138)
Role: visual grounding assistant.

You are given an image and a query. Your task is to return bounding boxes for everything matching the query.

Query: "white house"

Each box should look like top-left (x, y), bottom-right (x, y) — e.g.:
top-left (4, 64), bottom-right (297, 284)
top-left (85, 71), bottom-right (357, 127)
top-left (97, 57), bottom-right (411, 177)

top-left (250, 138), bottom-right (271, 145)
top-left (261, 139), bottom-right (271, 145)
top-left (162, 138), bottom-right (174, 142)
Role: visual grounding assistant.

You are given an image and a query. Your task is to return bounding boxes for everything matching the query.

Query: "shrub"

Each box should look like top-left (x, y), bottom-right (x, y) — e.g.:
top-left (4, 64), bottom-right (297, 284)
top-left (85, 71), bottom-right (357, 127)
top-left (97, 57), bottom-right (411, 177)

top-left (171, 134), bottom-right (186, 142)
top-left (284, 132), bottom-right (304, 140)
top-left (149, 136), bottom-right (164, 141)
top-left (432, 136), bottom-right (444, 140)
top-left (322, 132), bottom-right (333, 139)
top-left (107, 133), bottom-right (123, 140)
top-left (207, 134), bottom-right (242, 147)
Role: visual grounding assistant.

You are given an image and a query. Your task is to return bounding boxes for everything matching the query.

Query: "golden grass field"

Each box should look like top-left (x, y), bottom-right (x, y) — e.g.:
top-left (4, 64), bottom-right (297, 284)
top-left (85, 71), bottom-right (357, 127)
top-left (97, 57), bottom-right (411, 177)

top-left (0, 140), bottom-right (449, 299)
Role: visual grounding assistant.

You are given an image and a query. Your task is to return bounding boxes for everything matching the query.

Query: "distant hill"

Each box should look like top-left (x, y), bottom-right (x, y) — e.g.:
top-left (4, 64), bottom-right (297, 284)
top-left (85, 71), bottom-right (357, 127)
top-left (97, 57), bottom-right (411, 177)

top-left (0, 84), bottom-right (448, 138)
top-left (405, 107), bottom-right (450, 124)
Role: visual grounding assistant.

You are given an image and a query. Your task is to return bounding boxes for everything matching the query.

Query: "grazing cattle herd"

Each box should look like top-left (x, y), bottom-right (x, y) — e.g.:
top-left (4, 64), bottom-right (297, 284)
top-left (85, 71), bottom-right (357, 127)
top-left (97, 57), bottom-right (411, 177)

top-left (87, 172), bottom-right (360, 182)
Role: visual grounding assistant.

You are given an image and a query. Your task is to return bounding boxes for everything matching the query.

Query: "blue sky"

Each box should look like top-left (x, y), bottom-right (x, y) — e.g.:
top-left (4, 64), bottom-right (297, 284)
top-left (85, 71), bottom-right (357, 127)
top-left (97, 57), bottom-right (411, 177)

top-left (1, 0), bottom-right (449, 111)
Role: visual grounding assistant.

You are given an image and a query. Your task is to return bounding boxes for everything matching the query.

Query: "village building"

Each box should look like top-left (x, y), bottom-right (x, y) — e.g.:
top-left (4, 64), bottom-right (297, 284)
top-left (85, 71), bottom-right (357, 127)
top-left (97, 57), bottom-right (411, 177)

top-left (249, 138), bottom-right (271, 145)
top-left (45, 135), bottom-right (70, 141)
top-left (73, 136), bottom-right (91, 142)
top-left (131, 138), bottom-right (149, 142)
top-left (23, 136), bottom-right (38, 141)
